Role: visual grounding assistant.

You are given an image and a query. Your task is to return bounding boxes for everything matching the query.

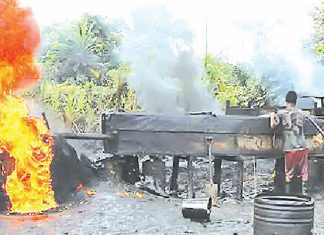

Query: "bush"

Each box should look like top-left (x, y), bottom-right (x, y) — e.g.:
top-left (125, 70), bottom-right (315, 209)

top-left (204, 55), bottom-right (269, 108)
top-left (22, 81), bottom-right (138, 132)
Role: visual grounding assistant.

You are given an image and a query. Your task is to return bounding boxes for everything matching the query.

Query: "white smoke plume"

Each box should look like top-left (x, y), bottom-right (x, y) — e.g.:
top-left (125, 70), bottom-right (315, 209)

top-left (26, 99), bottom-right (69, 133)
top-left (199, 0), bottom-right (324, 103)
top-left (120, 6), bottom-right (218, 114)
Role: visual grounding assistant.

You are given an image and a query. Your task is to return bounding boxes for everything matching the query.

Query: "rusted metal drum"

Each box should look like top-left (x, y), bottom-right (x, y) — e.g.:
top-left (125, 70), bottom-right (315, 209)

top-left (254, 194), bottom-right (314, 235)
top-left (182, 197), bottom-right (212, 222)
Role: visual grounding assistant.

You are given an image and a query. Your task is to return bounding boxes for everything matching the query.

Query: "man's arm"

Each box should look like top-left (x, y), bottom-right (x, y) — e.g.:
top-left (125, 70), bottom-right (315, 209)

top-left (270, 112), bottom-right (280, 129)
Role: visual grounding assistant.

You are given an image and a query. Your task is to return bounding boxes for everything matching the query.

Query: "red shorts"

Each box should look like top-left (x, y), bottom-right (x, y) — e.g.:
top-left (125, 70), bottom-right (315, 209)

top-left (285, 148), bottom-right (308, 182)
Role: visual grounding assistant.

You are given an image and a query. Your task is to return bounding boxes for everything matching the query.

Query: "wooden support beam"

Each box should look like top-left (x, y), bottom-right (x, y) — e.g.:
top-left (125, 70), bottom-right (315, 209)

top-left (170, 156), bottom-right (180, 191)
top-left (237, 160), bottom-right (244, 200)
top-left (187, 157), bottom-right (194, 198)
top-left (213, 158), bottom-right (222, 196)
top-left (274, 157), bottom-right (285, 193)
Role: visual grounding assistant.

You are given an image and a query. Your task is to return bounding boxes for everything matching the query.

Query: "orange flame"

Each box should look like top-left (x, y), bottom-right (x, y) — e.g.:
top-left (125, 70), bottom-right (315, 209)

top-left (86, 190), bottom-right (97, 196)
top-left (0, 0), bottom-right (57, 213)
top-left (77, 184), bottom-right (84, 192)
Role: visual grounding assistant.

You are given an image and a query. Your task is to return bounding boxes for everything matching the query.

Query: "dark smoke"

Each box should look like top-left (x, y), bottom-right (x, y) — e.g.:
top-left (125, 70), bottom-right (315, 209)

top-left (120, 6), bottom-right (219, 113)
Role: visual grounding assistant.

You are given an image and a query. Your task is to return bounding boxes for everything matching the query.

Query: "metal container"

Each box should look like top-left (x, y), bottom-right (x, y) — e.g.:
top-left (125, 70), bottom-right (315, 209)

top-left (102, 112), bottom-right (324, 158)
top-left (182, 197), bottom-right (212, 222)
top-left (254, 194), bottom-right (314, 235)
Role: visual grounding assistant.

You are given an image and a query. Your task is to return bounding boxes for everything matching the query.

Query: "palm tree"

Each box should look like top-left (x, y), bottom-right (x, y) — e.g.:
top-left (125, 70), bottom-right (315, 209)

top-left (42, 15), bottom-right (124, 85)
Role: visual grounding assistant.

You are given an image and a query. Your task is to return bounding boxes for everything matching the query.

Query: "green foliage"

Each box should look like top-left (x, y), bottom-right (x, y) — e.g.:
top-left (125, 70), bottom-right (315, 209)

top-left (107, 66), bottom-right (139, 111)
top-left (22, 80), bottom-right (138, 132)
top-left (313, 6), bottom-right (324, 58)
top-left (40, 14), bottom-right (125, 85)
top-left (28, 14), bottom-right (139, 132)
top-left (28, 13), bottom-right (283, 132)
top-left (204, 55), bottom-right (269, 109)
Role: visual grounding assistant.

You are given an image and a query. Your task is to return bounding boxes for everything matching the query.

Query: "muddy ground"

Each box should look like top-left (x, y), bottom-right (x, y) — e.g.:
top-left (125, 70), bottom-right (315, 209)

top-left (1, 157), bottom-right (324, 235)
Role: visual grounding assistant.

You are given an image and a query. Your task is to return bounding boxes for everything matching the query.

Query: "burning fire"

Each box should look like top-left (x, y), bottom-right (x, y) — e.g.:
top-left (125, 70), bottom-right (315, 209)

top-left (0, 0), bottom-right (57, 213)
top-left (86, 190), bottom-right (97, 197)
top-left (77, 183), bottom-right (97, 197)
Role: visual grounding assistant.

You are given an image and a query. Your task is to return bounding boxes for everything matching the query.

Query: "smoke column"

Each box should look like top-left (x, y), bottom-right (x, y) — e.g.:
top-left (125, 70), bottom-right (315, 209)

top-left (120, 6), bottom-right (218, 114)
top-left (199, 0), bottom-right (323, 103)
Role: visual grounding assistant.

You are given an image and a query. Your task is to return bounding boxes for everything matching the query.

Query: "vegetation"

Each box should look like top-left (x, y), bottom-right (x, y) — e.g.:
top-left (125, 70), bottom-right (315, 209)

top-left (40, 15), bottom-right (125, 85)
top-left (313, 5), bottom-right (324, 60)
top-left (23, 81), bottom-right (137, 132)
top-left (23, 15), bottom-right (138, 132)
top-left (204, 55), bottom-right (269, 108)
top-left (20, 9), bottom-right (323, 132)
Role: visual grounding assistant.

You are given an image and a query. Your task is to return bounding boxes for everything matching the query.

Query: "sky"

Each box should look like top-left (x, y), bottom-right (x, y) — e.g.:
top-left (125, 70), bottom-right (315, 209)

top-left (21, 0), bottom-right (320, 57)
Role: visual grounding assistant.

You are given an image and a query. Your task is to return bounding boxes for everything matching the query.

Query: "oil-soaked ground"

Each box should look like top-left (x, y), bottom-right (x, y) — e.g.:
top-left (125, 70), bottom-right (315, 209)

top-left (1, 159), bottom-right (324, 235)
top-left (0, 181), bottom-right (253, 235)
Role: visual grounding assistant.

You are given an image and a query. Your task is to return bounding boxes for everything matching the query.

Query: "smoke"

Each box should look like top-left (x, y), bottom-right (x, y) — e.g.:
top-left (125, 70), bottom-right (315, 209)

top-left (120, 6), bottom-right (218, 114)
top-left (26, 99), bottom-right (70, 133)
top-left (201, 0), bottom-right (323, 104)
top-left (26, 100), bottom-right (98, 159)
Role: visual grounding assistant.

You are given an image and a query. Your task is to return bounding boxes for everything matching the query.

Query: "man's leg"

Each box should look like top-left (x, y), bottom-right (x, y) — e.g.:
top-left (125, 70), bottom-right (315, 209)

top-left (285, 149), bottom-right (308, 194)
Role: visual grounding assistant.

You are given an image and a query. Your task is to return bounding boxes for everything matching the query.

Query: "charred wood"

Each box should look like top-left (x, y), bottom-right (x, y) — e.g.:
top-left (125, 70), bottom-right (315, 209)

top-left (51, 136), bottom-right (95, 203)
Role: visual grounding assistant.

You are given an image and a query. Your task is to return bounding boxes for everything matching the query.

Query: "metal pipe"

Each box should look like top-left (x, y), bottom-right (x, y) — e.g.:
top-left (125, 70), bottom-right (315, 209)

top-left (55, 132), bottom-right (113, 140)
top-left (205, 136), bottom-right (214, 183)
top-left (205, 136), bottom-right (218, 205)
top-left (41, 112), bottom-right (50, 130)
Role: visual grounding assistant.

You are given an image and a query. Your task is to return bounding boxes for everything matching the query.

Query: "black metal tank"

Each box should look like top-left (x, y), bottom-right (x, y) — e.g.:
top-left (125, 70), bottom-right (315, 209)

top-left (254, 194), bottom-right (314, 235)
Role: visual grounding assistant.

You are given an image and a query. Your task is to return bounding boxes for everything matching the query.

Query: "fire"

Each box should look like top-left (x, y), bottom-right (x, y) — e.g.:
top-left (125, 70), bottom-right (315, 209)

top-left (0, 0), bottom-right (57, 213)
top-left (86, 190), bottom-right (97, 196)
top-left (77, 184), bottom-right (84, 192)
top-left (77, 183), bottom-right (96, 196)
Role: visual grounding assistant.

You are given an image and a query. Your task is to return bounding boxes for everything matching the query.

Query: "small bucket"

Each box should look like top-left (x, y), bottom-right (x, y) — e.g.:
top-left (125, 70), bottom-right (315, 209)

top-left (182, 197), bottom-right (212, 222)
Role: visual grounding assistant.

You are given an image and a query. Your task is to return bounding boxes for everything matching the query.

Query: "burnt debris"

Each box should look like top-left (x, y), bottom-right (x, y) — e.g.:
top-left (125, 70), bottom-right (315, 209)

top-left (51, 136), bottom-right (95, 204)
